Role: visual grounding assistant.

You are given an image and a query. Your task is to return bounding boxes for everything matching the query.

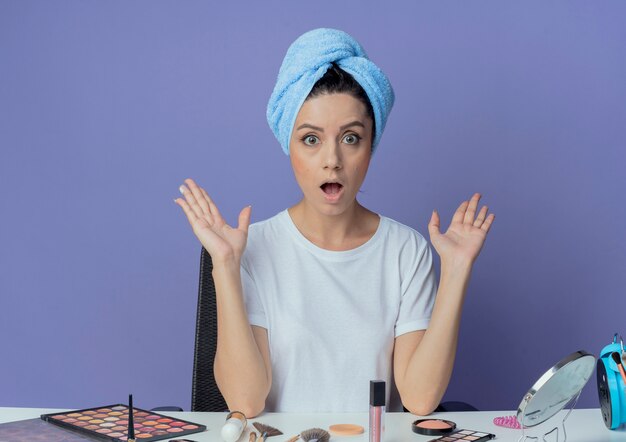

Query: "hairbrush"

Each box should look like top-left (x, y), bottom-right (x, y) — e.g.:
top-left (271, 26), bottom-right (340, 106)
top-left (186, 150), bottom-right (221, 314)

top-left (252, 422), bottom-right (283, 442)
top-left (493, 415), bottom-right (521, 429)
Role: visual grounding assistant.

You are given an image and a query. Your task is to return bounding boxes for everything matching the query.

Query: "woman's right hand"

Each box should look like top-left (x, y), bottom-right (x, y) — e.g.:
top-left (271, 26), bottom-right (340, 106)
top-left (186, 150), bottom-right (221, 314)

top-left (174, 178), bottom-right (251, 265)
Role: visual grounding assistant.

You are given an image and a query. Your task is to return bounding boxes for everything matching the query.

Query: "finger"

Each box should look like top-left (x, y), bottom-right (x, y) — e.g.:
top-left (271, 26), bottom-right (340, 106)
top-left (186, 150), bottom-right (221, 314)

top-left (463, 193), bottom-right (481, 224)
top-left (451, 201), bottom-right (469, 224)
top-left (238, 205), bottom-right (252, 233)
top-left (200, 188), bottom-right (225, 224)
top-left (473, 205), bottom-right (488, 227)
top-left (184, 178), bottom-right (211, 218)
top-left (174, 197), bottom-right (200, 228)
top-left (428, 209), bottom-right (441, 238)
top-left (179, 184), bottom-right (208, 222)
top-left (481, 213), bottom-right (495, 233)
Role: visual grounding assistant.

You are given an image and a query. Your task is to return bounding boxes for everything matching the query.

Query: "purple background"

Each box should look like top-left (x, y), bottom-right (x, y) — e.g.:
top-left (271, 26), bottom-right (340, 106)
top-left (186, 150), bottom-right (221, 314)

top-left (1, 1), bottom-right (625, 412)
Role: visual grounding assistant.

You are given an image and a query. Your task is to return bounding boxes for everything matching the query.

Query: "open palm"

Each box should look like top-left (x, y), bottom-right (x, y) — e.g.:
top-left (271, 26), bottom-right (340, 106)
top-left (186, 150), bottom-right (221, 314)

top-left (428, 193), bottom-right (495, 265)
top-left (174, 178), bottom-right (251, 264)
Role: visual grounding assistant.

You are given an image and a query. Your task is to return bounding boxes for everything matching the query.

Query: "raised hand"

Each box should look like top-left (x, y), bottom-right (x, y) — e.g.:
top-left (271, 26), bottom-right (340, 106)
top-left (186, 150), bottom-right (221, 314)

top-left (428, 193), bottom-right (495, 266)
top-left (174, 178), bottom-right (251, 265)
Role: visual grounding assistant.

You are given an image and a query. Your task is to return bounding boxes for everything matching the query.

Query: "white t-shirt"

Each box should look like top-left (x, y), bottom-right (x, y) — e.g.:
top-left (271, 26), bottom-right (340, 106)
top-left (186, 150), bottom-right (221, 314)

top-left (240, 209), bottom-right (437, 412)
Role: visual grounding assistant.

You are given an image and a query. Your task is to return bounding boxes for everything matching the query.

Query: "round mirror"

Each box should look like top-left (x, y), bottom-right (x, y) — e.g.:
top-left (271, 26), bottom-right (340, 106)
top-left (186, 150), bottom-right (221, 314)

top-left (516, 350), bottom-right (596, 428)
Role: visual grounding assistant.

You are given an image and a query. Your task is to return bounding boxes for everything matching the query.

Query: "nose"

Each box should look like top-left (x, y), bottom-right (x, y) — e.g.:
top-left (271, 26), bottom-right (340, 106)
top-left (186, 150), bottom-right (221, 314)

top-left (323, 141), bottom-right (342, 170)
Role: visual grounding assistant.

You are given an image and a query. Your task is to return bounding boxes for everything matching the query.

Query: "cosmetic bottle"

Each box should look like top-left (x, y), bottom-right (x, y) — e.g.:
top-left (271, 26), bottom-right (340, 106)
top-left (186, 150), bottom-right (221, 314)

top-left (369, 380), bottom-right (385, 442)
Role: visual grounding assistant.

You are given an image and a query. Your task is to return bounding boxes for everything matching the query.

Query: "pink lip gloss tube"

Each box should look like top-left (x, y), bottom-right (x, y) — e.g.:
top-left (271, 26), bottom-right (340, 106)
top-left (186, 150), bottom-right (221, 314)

top-left (369, 380), bottom-right (385, 442)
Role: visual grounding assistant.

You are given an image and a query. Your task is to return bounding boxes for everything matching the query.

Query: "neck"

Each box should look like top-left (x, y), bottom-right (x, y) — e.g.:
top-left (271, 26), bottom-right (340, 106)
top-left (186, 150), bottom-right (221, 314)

top-left (288, 199), bottom-right (378, 251)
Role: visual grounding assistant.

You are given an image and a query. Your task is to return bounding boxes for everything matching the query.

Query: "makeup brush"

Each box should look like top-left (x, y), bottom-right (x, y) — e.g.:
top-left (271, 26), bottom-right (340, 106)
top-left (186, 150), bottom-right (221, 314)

top-left (301, 428), bottom-right (330, 442)
top-left (611, 352), bottom-right (626, 386)
top-left (286, 428), bottom-right (330, 442)
top-left (127, 394), bottom-right (136, 442)
top-left (252, 422), bottom-right (283, 442)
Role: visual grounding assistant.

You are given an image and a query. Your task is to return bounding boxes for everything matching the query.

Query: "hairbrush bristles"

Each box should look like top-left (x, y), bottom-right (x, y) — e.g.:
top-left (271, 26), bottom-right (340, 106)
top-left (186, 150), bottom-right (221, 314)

top-left (252, 422), bottom-right (283, 440)
top-left (493, 415), bottom-right (521, 429)
top-left (300, 428), bottom-right (330, 442)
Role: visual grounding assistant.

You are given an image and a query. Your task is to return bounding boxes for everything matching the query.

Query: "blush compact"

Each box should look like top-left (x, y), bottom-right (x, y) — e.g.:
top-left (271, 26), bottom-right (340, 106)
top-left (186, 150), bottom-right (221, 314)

top-left (412, 418), bottom-right (457, 436)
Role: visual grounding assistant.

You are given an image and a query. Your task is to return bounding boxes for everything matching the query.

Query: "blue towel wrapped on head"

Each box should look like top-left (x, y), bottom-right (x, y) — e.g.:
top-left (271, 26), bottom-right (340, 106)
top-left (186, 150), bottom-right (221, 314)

top-left (267, 28), bottom-right (395, 156)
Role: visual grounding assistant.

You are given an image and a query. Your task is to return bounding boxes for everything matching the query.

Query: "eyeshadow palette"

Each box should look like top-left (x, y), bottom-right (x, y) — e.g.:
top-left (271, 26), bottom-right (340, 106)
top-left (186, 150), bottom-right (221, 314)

top-left (429, 429), bottom-right (496, 442)
top-left (0, 418), bottom-right (95, 442)
top-left (41, 404), bottom-right (206, 442)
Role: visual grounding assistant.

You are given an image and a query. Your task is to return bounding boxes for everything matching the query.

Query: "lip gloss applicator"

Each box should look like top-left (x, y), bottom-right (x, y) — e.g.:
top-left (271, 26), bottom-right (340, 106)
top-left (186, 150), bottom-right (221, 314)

top-left (127, 394), bottom-right (136, 442)
top-left (369, 380), bottom-right (385, 442)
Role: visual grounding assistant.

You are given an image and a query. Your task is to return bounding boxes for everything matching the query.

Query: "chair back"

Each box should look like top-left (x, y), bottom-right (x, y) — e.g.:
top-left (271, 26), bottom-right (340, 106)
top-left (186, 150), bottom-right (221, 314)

top-left (191, 247), bottom-right (228, 411)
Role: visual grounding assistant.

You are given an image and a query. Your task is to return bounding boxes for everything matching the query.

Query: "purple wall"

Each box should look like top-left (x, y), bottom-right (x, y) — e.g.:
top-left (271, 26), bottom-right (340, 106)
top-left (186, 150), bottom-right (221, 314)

top-left (1, 1), bottom-right (625, 412)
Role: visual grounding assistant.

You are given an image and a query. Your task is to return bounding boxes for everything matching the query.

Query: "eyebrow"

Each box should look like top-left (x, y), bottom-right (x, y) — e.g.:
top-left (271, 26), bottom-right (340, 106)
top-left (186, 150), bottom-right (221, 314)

top-left (295, 121), bottom-right (365, 132)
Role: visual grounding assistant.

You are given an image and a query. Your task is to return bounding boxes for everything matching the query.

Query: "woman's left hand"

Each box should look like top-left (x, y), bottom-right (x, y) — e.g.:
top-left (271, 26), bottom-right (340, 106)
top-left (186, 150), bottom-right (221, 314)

top-left (428, 193), bottom-right (495, 266)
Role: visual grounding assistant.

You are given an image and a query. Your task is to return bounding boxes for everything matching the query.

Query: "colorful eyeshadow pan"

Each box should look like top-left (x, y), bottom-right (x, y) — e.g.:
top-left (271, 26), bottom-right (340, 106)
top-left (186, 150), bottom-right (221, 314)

top-left (428, 429), bottom-right (496, 442)
top-left (41, 404), bottom-right (206, 442)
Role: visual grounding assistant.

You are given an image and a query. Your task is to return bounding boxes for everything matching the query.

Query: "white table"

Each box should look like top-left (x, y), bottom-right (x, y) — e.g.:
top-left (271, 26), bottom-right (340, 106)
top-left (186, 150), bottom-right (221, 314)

top-left (0, 407), bottom-right (624, 441)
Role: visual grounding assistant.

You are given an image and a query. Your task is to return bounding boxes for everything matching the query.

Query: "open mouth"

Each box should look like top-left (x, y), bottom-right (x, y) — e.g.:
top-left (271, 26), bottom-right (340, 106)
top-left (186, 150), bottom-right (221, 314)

top-left (320, 182), bottom-right (344, 195)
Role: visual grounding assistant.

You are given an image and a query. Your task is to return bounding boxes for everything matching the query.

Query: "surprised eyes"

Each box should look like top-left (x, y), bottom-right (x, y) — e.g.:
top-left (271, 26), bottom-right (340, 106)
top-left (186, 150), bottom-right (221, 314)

top-left (301, 133), bottom-right (361, 146)
top-left (303, 135), bottom-right (320, 146)
top-left (343, 134), bottom-right (360, 145)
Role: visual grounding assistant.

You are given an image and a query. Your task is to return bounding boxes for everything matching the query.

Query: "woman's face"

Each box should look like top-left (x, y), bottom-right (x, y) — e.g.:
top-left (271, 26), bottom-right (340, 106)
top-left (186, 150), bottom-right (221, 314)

top-left (289, 92), bottom-right (373, 216)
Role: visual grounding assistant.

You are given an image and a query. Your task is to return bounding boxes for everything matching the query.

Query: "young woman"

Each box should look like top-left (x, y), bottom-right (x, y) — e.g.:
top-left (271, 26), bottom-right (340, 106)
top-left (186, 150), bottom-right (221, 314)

top-left (174, 29), bottom-right (494, 417)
